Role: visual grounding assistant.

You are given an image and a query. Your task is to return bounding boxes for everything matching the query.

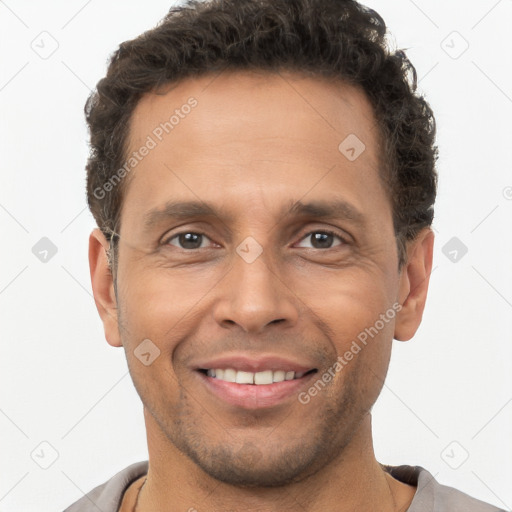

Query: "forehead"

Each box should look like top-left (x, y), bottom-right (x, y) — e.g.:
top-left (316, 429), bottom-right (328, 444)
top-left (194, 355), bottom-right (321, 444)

top-left (120, 70), bottom-right (388, 230)
top-left (128, 70), bottom-right (380, 154)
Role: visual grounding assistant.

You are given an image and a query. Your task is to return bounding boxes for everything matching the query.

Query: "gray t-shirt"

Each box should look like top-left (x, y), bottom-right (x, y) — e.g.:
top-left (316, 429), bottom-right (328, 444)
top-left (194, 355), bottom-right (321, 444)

top-left (63, 461), bottom-right (505, 511)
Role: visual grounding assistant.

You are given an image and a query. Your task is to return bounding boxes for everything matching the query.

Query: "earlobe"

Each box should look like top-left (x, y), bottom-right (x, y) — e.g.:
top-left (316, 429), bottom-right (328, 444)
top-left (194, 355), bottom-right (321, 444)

top-left (88, 228), bottom-right (122, 347)
top-left (394, 228), bottom-right (434, 342)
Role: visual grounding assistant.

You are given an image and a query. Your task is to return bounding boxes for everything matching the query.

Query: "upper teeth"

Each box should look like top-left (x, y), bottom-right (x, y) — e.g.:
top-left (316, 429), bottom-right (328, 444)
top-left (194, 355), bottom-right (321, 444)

top-left (206, 369), bottom-right (305, 384)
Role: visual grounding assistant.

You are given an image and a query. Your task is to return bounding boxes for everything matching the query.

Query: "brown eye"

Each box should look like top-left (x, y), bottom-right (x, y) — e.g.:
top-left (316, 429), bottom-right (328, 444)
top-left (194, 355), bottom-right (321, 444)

top-left (295, 230), bottom-right (344, 249)
top-left (166, 232), bottom-right (212, 249)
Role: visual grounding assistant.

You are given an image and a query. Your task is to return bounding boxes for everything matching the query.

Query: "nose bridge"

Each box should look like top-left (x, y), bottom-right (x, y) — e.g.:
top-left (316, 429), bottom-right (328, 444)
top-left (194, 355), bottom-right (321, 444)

top-left (234, 243), bottom-right (277, 301)
top-left (212, 235), bottom-right (299, 333)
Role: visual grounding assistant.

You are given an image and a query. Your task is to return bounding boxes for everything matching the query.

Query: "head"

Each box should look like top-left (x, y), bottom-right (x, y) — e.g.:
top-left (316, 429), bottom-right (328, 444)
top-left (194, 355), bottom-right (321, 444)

top-left (88, 0), bottom-right (436, 488)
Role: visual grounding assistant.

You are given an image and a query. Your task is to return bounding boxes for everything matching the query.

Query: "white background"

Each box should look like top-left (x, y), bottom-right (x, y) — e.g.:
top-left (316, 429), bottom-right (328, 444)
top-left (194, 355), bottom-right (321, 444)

top-left (1, 1), bottom-right (511, 510)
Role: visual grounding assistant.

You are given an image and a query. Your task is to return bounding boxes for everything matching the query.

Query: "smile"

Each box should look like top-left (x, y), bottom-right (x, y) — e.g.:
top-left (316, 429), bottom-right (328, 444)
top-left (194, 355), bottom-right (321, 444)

top-left (199, 368), bottom-right (314, 384)
top-left (196, 368), bottom-right (318, 409)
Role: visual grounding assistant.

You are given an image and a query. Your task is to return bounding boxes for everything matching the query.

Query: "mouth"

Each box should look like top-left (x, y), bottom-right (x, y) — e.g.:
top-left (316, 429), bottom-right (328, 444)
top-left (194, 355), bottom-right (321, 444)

top-left (197, 368), bottom-right (317, 384)
top-left (192, 353), bottom-right (320, 409)
top-left (195, 366), bottom-right (318, 409)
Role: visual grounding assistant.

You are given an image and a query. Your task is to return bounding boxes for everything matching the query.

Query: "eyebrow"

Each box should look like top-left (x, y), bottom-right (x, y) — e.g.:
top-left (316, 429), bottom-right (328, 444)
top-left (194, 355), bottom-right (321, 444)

top-left (143, 198), bottom-right (365, 230)
top-left (286, 199), bottom-right (364, 224)
top-left (143, 200), bottom-right (232, 229)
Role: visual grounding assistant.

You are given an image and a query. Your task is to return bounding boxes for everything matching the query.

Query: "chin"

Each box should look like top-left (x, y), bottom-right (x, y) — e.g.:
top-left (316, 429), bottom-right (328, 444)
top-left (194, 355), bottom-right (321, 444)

top-left (174, 434), bottom-right (331, 488)
top-left (193, 451), bottom-right (317, 487)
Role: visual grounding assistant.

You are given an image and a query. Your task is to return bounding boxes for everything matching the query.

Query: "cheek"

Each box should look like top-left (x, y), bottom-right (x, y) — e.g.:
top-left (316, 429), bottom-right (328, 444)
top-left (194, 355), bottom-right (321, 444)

top-left (297, 266), bottom-right (397, 374)
top-left (116, 264), bottom-right (218, 348)
top-left (299, 264), bottom-right (397, 328)
top-left (116, 269), bottom-right (192, 408)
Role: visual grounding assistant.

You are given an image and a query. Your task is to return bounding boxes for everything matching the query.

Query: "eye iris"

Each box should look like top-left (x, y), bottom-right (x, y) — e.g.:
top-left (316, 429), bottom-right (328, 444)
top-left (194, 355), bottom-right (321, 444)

top-left (312, 232), bottom-right (333, 249)
top-left (173, 232), bottom-right (337, 249)
top-left (180, 233), bottom-right (202, 249)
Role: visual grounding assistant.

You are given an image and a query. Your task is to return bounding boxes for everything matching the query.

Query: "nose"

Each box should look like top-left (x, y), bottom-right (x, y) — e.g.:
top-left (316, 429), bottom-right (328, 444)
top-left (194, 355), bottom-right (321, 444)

top-left (212, 246), bottom-right (300, 334)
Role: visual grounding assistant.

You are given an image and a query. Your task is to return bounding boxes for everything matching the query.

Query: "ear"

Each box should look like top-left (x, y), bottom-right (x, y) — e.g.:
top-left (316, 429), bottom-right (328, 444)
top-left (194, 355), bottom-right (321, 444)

top-left (394, 228), bottom-right (434, 341)
top-left (88, 228), bottom-right (122, 347)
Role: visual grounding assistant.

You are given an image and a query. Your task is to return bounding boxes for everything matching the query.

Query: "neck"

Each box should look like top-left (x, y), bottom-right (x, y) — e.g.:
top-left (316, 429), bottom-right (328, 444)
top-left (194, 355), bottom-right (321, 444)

top-left (133, 410), bottom-right (415, 512)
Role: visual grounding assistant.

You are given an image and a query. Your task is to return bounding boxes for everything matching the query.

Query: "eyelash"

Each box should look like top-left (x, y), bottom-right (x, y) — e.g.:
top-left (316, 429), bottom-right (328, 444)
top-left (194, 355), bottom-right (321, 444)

top-left (295, 229), bottom-right (347, 248)
top-left (163, 228), bottom-right (347, 250)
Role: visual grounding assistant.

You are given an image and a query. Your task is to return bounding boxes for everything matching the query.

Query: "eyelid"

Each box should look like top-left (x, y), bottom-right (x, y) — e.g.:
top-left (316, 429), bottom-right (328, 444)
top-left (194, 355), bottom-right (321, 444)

top-left (163, 230), bottom-right (217, 248)
top-left (293, 228), bottom-right (349, 248)
top-left (160, 222), bottom-right (217, 246)
top-left (162, 226), bottom-right (350, 250)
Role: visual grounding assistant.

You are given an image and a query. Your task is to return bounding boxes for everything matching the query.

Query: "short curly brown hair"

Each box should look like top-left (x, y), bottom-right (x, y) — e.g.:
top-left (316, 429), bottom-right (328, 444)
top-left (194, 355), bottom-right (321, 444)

top-left (85, 0), bottom-right (437, 271)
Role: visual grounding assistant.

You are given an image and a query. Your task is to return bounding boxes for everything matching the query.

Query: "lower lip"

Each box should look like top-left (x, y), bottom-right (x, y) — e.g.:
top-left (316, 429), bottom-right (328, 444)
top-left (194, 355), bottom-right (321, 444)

top-left (196, 371), bottom-right (317, 409)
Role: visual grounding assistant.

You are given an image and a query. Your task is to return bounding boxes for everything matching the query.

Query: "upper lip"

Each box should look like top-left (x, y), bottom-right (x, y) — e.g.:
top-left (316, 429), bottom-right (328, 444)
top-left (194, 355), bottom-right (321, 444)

top-left (194, 353), bottom-right (317, 373)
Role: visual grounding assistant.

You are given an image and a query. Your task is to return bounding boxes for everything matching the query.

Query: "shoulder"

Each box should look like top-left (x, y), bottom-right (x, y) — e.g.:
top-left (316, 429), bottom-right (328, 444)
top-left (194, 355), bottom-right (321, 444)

top-left (63, 461), bottom-right (149, 512)
top-left (384, 464), bottom-right (505, 512)
top-left (423, 470), bottom-right (506, 512)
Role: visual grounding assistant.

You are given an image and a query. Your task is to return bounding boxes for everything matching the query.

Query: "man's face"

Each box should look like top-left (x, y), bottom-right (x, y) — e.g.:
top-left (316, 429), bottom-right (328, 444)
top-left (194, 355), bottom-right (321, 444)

top-left (99, 71), bottom-right (415, 486)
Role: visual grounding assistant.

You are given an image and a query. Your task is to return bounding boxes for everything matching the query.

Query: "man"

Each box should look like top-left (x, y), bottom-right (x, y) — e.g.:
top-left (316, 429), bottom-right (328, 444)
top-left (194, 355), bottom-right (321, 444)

top-left (65, 0), bottom-right (503, 510)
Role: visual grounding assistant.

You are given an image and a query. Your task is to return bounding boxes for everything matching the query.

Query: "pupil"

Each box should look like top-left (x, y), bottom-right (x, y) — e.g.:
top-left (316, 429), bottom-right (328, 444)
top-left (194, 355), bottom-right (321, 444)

top-left (312, 232), bottom-right (332, 249)
top-left (176, 233), bottom-right (333, 250)
top-left (180, 233), bottom-right (201, 249)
